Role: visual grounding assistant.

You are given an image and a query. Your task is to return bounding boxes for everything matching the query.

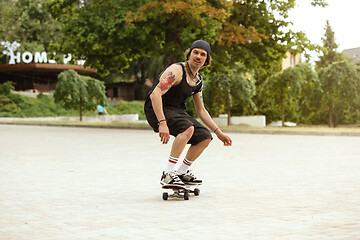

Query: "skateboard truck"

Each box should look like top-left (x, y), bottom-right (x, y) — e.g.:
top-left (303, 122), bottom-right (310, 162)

top-left (162, 184), bottom-right (200, 201)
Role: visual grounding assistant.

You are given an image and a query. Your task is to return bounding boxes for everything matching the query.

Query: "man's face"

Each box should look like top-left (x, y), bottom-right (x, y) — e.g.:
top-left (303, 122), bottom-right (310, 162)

top-left (189, 48), bottom-right (207, 68)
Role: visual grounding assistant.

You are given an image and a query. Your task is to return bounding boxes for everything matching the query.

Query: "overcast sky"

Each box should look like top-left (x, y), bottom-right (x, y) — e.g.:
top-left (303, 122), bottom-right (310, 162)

top-left (288, 0), bottom-right (359, 53)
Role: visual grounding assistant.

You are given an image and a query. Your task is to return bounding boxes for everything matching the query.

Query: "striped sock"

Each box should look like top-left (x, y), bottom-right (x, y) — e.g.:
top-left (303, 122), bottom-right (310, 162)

top-left (165, 156), bottom-right (179, 173)
top-left (177, 158), bottom-right (193, 175)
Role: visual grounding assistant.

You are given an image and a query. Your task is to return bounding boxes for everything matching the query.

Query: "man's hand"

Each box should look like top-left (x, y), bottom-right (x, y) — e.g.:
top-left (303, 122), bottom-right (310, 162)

top-left (215, 129), bottom-right (232, 146)
top-left (158, 121), bottom-right (170, 144)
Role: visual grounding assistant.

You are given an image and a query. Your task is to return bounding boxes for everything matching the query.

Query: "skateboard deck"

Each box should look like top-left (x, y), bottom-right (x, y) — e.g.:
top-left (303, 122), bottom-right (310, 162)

top-left (161, 184), bottom-right (201, 200)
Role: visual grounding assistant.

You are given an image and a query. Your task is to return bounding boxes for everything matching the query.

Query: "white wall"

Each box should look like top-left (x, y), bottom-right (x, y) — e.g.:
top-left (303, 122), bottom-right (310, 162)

top-left (200, 115), bottom-right (266, 128)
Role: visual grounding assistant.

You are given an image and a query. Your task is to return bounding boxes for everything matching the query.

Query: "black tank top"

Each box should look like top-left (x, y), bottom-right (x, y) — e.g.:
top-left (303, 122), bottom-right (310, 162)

top-left (145, 63), bottom-right (203, 111)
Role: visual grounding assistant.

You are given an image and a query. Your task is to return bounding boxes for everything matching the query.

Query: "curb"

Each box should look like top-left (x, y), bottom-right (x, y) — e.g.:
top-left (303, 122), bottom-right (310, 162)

top-left (1, 121), bottom-right (360, 137)
top-left (0, 121), bottom-right (152, 130)
top-left (224, 128), bottom-right (360, 137)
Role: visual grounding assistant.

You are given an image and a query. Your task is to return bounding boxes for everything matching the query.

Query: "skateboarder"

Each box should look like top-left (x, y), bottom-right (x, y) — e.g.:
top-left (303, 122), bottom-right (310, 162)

top-left (144, 40), bottom-right (232, 186)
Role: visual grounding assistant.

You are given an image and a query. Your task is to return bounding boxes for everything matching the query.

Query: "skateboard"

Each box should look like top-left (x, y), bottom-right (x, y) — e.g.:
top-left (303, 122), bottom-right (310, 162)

top-left (161, 184), bottom-right (201, 201)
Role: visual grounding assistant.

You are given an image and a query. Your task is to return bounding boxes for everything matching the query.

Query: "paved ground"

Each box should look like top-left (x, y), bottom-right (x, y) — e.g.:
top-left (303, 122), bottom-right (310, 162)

top-left (1, 124), bottom-right (360, 240)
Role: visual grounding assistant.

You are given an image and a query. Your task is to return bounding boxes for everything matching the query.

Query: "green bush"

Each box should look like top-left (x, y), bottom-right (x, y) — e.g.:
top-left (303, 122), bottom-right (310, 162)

top-left (107, 101), bottom-right (145, 120)
top-left (0, 81), bottom-right (14, 95)
top-left (0, 87), bottom-right (145, 119)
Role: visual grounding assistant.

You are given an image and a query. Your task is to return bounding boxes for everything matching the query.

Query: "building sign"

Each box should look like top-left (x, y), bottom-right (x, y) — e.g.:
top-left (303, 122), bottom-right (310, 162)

top-left (1, 41), bottom-right (84, 65)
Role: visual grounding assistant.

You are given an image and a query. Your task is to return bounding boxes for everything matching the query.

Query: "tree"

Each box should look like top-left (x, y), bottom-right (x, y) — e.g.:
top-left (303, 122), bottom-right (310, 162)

top-left (0, 0), bottom-right (61, 63)
top-left (126, 0), bottom-right (326, 74)
top-left (206, 62), bottom-right (256, 125)
top-left (125, 0), bottom-right (266, 68)
top-left (315, 20), bottom-right (344, 70)
top-left (47, 0), bottom-right (329, 117)
top-left (261, 65), bottom-right (306, 126)
top-left (47, 0), bottom-right (328, 74)
top-left (47, 0), bottom-right (151, 75)
top-left (318, 61), bottom-right (360, 127)
top-left (48, 0), bottom-right (269, 74)
top-left (295, 63), bottom-right (322, 124)
top-left (0, 0), bottom-right (17, 40)
top-left (54, 70), bottom-right (107, 121)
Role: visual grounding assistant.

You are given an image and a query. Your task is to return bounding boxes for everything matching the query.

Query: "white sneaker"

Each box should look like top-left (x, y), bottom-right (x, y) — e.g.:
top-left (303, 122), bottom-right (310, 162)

top-left (160, 171), bottom-right (185, 186)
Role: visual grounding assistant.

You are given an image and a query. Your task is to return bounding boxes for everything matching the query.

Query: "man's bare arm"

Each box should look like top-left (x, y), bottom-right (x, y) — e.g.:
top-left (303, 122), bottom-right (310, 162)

top-left (193, 92), bottom-right (232, 146)
top-left (150, 65), bottom-right (181, 121)
top-left (150, 64), bottom-right (182, 144)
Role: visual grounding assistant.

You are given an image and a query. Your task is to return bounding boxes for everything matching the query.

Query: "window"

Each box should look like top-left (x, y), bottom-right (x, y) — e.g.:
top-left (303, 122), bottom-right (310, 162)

top-left (290, 55), bottom-right (295, 67)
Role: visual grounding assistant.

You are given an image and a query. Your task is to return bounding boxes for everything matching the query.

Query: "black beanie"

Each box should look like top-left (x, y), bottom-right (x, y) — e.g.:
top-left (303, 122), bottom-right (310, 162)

top-left (189, 40), bottom-right (211, 56)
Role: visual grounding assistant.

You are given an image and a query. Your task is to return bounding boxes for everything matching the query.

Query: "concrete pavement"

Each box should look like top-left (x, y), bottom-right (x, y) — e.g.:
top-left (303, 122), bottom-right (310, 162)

top-left (1, 124), bottom-right (360, 240)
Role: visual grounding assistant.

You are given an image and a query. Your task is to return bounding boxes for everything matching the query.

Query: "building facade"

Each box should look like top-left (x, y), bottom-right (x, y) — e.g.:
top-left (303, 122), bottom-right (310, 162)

top-left (343, 47), bottom-right (360, 64)
top-left (0, 63), bottom-right (98, 92)
top-left (282, 49), bottom-right (302, 70)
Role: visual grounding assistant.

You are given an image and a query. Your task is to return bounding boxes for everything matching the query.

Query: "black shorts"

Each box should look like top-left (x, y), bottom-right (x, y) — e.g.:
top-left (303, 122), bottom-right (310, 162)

top-left (145, 107), bottom-right (212, 145)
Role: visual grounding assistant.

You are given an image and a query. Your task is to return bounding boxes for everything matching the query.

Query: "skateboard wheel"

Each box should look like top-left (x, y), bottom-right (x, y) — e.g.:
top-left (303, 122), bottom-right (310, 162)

top-left (194, 188), bottom-right (200, 196)
top-left (162, 192), bottom-right (168, 200)
top-left (184, 192), bottom-right (189, 200)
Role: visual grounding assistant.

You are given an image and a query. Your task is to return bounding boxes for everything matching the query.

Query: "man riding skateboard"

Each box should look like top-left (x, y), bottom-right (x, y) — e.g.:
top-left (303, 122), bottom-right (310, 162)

top-left (144, 40), bottom-right (232, 186)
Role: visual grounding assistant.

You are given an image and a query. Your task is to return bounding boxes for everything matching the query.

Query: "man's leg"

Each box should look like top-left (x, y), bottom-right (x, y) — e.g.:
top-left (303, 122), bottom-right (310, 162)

top-left (177, 138), bottom-right (211, 175)
top-left (185, 138), bottom-right (212, 161)
top-left (169, 126), bottom-right (194, 158)
top-left (164, 126), bottom-right (194, 173)
top-left (161, 126), bottom-right (194, 185)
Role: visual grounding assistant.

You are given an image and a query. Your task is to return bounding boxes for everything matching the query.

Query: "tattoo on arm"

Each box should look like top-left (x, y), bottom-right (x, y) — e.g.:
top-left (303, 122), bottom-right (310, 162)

top-left (157, 72), bottom-right (176, 91)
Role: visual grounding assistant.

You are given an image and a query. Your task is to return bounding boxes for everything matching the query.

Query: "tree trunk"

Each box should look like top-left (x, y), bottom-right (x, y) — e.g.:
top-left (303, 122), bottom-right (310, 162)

top-left (227, 91), bottom-right (231, 126)
top-left (134, 57), bottom-right (148, 100)
top-left (163, 17), bottom-right (182, 68)
top-left (328, 97), bottom-right (333, 127)
top-left (281, 93), bottom-right (285, 127)
top-left (79, 98), bottom-right (83, 122)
